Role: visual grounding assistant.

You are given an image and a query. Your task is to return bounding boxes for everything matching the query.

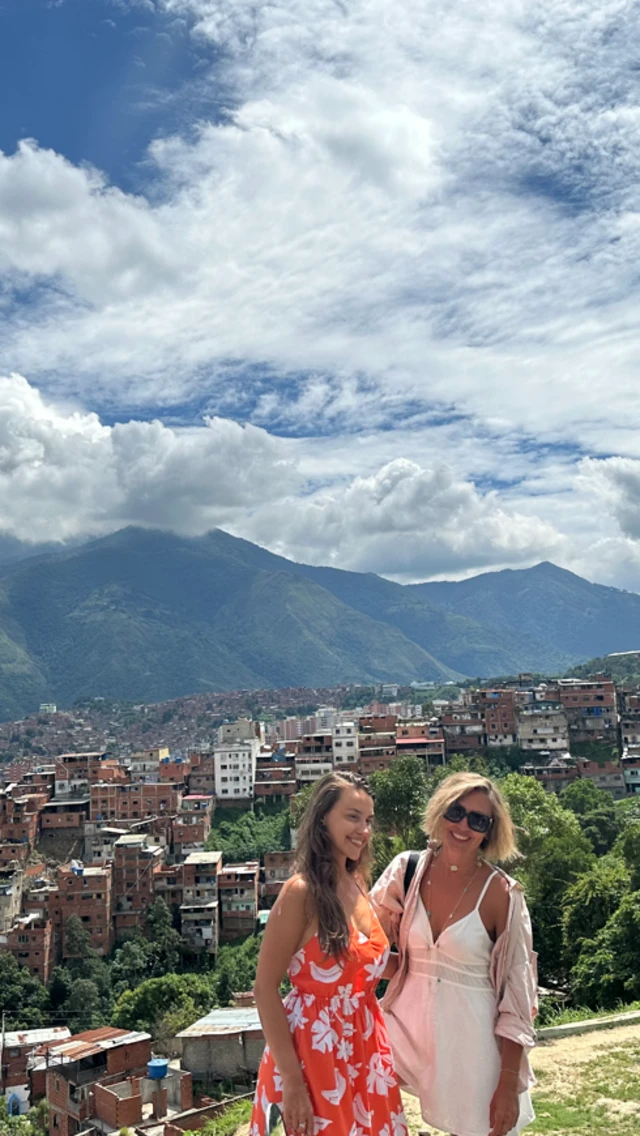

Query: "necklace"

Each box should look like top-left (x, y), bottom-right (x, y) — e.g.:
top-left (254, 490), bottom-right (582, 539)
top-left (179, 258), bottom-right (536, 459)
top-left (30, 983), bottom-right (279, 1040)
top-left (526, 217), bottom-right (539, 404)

top-left (424, 855), bottom-right (483, 931)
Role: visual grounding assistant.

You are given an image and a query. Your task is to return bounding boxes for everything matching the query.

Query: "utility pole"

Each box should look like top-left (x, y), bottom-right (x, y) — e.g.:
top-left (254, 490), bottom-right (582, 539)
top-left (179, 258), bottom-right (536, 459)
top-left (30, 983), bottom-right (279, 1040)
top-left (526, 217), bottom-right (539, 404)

top-left (0, 1009), bottom-right (6, 1094)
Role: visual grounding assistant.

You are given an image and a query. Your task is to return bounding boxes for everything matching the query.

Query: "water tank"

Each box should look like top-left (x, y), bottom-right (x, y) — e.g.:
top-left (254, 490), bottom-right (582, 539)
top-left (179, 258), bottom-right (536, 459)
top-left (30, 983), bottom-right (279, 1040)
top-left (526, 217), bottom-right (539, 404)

top-left (147, 1059), bottom-right (169, 1080)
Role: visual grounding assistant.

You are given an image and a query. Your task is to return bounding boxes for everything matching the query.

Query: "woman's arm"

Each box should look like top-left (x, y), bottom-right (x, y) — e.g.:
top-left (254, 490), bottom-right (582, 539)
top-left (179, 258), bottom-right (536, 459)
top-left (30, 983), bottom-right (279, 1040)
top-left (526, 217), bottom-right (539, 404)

top-left (253, 876), bottom-right (315, 1134)
top-left (487, 879), bottom-right (525, 1136)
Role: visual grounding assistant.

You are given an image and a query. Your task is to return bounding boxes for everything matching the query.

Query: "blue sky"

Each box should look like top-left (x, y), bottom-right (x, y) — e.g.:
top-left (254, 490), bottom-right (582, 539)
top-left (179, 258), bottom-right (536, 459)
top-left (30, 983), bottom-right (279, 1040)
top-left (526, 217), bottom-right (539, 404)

top-left (1, 0), bottom-right (640, 589)
top-left (0, 0), bottom-right (215, 192)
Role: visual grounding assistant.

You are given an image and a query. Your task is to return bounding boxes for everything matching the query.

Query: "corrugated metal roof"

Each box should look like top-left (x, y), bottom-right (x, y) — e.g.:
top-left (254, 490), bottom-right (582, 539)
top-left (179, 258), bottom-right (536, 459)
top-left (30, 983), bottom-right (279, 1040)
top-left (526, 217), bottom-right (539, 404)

top-left (177, 1008), bottom-right (262, 1038)
top-left (4, 1027), bottom-right (71, 1048)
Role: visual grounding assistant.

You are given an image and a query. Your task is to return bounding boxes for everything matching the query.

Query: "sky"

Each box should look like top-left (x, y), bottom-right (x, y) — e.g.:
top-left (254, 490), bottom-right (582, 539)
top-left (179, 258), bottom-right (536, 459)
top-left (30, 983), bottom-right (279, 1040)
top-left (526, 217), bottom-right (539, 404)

top-left (1, 0), bottom-right (640, 588)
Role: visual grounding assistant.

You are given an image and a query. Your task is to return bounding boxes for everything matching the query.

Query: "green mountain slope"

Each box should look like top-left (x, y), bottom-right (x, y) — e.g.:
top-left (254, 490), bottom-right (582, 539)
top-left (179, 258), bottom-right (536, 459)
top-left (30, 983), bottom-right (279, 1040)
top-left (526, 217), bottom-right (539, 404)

top-left (198, 532), bottom-right (579, 677)
top-left (0, 528), bottom-right (456, 716)
top-left (412, 561), bottom-right (640, 663)
top-left (0, 528), bottom-right (638, 719)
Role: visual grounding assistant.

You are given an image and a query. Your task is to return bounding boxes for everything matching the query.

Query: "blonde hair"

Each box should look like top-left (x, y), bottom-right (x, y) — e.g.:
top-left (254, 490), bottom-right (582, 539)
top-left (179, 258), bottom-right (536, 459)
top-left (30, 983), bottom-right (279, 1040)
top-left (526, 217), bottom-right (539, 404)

top-left (423, 772), bottom-right (519, 863)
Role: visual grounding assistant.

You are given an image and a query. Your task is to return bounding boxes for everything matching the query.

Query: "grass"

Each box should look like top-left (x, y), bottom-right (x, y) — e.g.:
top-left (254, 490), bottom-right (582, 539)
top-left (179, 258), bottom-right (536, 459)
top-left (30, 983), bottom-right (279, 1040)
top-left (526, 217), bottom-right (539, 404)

top-left (528, 1036), bottom-right (640, 1135)
top-left (193, 1099), bottom-right (253, 1136)
top-left (540, 1000), bottom-right (640, 1027)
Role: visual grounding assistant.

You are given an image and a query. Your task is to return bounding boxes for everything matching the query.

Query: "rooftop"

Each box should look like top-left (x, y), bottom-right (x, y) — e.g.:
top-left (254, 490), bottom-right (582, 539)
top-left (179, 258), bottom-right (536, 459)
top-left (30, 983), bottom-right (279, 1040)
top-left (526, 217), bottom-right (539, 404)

top-left (183, 851), bottom-right (222, 865)
top-left (176, 1007), bottom-right (262, 1038)
top-left (4, 1026), bottom-right (71, 1049)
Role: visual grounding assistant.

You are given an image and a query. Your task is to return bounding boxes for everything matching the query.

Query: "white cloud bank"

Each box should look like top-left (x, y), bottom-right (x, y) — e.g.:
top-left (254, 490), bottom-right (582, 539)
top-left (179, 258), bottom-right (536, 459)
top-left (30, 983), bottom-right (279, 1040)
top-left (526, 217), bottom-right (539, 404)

top-left (0, 374), bottom-right (563, 580)
top-left (1, 0), bottom-right (640, 587)
top-left (0, 374), bottom-right (297, 541)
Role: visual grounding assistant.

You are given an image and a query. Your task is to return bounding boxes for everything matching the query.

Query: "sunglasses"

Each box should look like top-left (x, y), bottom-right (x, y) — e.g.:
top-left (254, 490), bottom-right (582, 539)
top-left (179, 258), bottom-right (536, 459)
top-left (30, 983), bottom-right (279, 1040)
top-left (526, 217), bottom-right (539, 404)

top-left (443, 801), bottom-right (494, 835)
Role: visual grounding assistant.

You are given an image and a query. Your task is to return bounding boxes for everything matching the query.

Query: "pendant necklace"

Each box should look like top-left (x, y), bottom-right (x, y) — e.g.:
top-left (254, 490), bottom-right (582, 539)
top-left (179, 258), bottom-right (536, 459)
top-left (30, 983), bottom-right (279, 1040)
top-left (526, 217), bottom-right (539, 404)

top-left (424, 851), bottom-right (483, 928)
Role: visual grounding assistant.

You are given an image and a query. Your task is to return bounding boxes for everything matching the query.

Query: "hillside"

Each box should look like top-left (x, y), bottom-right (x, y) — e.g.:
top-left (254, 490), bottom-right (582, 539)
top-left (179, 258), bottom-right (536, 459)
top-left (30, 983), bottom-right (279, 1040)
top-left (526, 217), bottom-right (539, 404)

top-left (0, 528), bottom-right (640, 717)
top-left (0, 529), bottom-right (457, 717)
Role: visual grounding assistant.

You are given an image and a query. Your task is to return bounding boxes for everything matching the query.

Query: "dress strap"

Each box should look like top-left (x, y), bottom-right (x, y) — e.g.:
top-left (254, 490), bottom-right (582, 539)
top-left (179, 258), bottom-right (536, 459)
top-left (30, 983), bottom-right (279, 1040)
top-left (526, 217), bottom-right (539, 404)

top-left (475, 868), bottom-right (498, 909)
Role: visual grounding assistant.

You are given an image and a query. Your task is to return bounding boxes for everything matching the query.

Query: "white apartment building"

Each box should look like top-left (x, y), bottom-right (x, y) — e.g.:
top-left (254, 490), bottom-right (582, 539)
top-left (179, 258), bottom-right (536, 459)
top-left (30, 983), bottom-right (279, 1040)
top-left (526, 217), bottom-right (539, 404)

top-left (332, 721), bottom-right (359, 766)
top-left (213, 738), bottom-right (259, 800)
top-left (315, 706), bottom-right (339, 731)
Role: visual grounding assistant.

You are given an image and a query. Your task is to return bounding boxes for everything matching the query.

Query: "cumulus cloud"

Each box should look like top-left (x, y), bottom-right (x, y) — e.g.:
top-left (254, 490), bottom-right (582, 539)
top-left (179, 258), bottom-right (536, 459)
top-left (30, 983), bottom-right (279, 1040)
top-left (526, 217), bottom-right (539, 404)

top-left (2, 0), bottom-right (640, 587)
top-left (241, 458), bottom-right (565, 579)
top-left (577, 457), bottom-right (640, 542)
top-left (0, 374), bottom-right (298, 541)
top-left (1, 0), bottom-right (640, 449)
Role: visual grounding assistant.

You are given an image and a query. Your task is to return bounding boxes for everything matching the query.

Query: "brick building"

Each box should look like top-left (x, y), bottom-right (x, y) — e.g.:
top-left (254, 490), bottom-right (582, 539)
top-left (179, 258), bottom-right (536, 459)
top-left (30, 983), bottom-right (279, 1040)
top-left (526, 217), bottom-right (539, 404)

top-left (263, 850), bottom-right (295, 903)
top-left (45, 1027), bottom-right (152, 1136)
top-left (358, 715), bottom-right (397, 774)
top-left (173, 796), bottom-right (213, 860)
top-left (254, 759), bottom-right (296, 801)
top-left (57, 864), bottom-right (113, 957)
top-left (1, 911), bottom-right (54, 983)
top-left (218, 862), bottom-right (259, 940)
top-left (112, 834), bottom-right (163, 938)
top-left (90, 781), bottom-right (182, 822)
top-left (0, 1026), bottom-right (70, 1115)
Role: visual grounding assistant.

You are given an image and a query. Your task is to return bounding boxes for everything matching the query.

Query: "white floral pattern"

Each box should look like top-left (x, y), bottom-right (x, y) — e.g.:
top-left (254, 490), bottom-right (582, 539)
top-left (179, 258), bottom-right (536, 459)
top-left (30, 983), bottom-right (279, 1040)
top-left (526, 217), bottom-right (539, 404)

top-left (366, 1052), bottom-right (396, 1097)
top-left (311, 1008), bottom-right (339, 1053)
top-left (250, 902), bottom-right (405, 1136)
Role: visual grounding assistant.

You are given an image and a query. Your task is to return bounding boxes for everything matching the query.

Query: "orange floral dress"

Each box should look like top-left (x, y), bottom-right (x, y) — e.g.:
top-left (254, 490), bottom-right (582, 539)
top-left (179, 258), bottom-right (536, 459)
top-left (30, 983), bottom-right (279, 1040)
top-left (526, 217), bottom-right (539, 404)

top-left (250, 908), bottom-right (407, 1136)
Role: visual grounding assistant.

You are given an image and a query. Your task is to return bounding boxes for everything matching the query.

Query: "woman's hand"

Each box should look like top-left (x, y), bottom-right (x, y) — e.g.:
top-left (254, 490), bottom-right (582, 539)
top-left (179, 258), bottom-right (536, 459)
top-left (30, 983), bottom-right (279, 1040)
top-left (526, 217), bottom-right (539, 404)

top-left (488, 1071), bottom-right (519, 1136)
top-left (281, 1072), bottom-right (315, 1135)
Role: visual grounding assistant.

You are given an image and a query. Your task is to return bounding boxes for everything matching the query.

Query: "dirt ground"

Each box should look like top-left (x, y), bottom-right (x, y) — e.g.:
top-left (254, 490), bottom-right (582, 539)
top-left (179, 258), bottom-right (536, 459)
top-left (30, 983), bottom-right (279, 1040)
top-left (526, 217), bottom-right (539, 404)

top-left (236, 1022), bottom-right (640, 1135)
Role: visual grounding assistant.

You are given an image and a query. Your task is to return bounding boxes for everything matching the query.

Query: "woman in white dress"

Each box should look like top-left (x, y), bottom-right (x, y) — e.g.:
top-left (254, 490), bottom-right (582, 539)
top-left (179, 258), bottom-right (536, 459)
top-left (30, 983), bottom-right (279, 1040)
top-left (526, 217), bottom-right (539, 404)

top-left (370, 772), bottom-right (537, 1136)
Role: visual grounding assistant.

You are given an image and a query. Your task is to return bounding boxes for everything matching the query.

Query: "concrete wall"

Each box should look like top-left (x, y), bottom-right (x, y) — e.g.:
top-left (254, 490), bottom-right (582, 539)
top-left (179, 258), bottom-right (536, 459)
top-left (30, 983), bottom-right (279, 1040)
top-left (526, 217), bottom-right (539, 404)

top-left (181, 1032), bottom-right (265, 1080)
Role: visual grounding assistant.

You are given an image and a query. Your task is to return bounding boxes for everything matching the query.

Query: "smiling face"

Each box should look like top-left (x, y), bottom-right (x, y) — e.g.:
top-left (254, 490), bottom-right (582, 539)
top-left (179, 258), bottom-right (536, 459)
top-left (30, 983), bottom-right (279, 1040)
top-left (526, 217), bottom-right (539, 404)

top-left (441, 789), bottom-right (493, 858)
top-left (323, 785), bottom-right (374, 863)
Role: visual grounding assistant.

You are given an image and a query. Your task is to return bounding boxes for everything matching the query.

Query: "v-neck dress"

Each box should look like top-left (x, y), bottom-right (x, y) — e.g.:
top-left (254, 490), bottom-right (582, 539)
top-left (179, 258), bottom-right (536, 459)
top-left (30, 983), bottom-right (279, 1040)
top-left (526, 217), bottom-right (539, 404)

top-left (249, 906), bottom-right (408, 1136)
top-left (383, 872), bottom-right (535, 1136)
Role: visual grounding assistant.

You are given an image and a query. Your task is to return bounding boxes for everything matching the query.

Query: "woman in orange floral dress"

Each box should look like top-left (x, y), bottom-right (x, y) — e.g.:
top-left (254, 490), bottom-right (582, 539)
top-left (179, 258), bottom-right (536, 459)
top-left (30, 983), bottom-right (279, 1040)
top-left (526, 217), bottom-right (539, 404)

top-left (250, 771), bottom-right (407, 1136)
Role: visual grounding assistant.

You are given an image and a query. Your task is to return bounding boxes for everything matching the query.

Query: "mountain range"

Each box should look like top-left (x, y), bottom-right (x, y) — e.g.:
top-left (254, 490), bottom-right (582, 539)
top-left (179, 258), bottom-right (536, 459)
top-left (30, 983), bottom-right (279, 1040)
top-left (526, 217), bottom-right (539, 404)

top-left (0, 526), bottom-right (639, 719)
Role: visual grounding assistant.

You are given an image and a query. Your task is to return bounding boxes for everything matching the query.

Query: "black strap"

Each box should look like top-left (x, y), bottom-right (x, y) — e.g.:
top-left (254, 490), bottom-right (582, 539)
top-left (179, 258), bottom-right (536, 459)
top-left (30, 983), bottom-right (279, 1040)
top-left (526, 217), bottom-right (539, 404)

top-left (403, 851), bottom-right (420, 896)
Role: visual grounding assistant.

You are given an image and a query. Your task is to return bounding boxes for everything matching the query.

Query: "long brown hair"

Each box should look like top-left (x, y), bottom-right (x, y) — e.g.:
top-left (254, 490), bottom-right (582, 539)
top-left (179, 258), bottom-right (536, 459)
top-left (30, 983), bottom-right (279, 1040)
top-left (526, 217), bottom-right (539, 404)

top-left (294, 771), bottom-right (374, 959)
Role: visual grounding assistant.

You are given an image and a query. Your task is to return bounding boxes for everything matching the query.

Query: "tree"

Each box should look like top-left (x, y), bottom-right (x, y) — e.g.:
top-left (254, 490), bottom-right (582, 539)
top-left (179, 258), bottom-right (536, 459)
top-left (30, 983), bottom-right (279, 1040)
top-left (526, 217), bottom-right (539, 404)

top-left (369, 756), bottom-right (429, 846)
top-left (145, 898), bottom-right (183, 975)
top-left (560, 780), bottom-right (621, 855)
top-left (206, 806), bottom-right (290, 861)
top-left (112, 972), bottom-right (216, 1035)
top-left (571, 892), bottom-right (640, 1008)
top-left (111, 938), bottom-right (152, 999)
top-left (562, 856), bottom-right (630, 968)
top-left (501, 775), bottom-right (595, 982)
top-left (617, 821), bottom-right (640, 890)
top-left (0, 954), bottom-right (49, 1029)
top-left (61, 979), bottom-right (105, 1032)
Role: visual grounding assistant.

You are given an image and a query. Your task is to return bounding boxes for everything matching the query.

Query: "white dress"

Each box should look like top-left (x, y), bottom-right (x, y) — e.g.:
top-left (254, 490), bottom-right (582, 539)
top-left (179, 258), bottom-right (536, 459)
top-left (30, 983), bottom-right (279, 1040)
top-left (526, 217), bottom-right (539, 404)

top-left (384, 871), bottom-right (535, 1136)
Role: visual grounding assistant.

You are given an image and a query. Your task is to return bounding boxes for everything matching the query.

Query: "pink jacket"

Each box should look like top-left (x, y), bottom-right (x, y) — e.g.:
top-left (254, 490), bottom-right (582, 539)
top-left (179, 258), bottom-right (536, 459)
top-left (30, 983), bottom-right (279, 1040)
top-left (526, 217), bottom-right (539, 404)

top-left (370, 847), bottom-right (538, 1094)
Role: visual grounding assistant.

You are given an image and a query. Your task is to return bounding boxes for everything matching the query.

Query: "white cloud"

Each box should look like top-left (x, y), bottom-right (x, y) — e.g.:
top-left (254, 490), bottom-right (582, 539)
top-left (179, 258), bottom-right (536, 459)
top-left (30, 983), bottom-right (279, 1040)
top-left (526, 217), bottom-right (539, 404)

top-left (240, 458), bottom-right (565, 580)
top-left (0, 374), bottom-right (298, 541)
top-left (2, 0), bottom-right (640, 587)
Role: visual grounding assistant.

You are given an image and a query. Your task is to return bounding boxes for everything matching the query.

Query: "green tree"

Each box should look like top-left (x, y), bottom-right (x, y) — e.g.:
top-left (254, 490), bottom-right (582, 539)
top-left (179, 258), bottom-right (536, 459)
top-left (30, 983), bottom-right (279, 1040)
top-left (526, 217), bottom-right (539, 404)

top-left (111, 938), bottom-right (152, 998)
top-left (369, 756), bottom-right (429, 846)
top-left (145, 898), bottom-right (183, 974)
top-left (61, 979), bottom-right (105, 1032)
top-left (560, 779), bottom-right (621, 855)
top-left (571, 892), bottom-right (640, 1008)
top-left (206, 806), bottom-right (289, 861)
top-left (617, 821), bottom-right (640, 890)
top-left (112, 972), bottom-right (216, 1035)
top-left (501, 775), bottom-right (594, 982)
top-left (562, 856), bottom-right (630, 968)
top-left (0, 954), bottom-right (49, 1029)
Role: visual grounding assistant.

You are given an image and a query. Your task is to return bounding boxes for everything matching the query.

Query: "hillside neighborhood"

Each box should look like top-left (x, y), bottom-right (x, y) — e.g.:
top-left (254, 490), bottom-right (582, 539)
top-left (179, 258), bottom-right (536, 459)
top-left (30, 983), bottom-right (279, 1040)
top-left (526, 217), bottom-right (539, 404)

top-left (0, 669), bottom-right (639, 1135)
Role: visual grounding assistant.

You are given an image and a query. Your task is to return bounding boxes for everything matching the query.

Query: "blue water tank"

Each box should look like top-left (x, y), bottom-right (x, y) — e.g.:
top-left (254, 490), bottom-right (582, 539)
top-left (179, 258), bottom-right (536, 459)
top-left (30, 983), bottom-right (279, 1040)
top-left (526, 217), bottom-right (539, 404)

top-left (147, 1059), bottom-right (169, 1080)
